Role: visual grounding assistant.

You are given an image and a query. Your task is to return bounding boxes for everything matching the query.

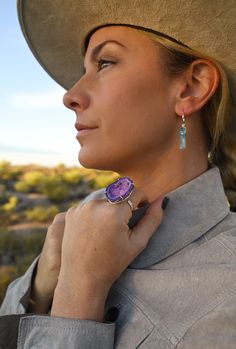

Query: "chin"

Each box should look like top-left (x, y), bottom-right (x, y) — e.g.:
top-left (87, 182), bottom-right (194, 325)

top-left (78, 150), bottom-right (114, 172)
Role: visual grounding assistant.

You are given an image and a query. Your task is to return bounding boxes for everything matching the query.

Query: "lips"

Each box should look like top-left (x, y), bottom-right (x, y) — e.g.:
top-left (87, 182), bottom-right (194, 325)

top-left (75, 123), bottom-right (98, 131)
top-left (75, 123), bottom-right (98, 140)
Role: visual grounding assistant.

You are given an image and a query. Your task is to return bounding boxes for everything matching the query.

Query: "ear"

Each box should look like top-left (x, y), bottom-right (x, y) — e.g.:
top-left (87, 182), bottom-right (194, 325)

top-left (174, 59), bottom-right (220, 116)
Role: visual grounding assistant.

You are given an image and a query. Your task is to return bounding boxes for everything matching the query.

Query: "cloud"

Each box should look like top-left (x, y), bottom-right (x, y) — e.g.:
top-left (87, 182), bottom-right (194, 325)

top-left (7, 88), bottom-right (65, 111)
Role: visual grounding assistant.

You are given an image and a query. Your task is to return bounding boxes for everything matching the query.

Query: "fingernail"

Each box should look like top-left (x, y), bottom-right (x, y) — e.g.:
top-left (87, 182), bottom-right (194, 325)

top-left (161, 196), bottom-right (170, 210)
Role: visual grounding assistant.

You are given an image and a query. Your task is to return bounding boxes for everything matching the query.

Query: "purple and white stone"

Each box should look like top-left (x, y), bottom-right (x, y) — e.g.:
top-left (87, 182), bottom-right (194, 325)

top-left (105, 177), bottom-right (134, 203)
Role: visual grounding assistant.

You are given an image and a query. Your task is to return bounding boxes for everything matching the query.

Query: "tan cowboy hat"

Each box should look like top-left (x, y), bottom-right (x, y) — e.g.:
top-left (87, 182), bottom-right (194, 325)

top-left (17, 0), bottom-right (236, 121)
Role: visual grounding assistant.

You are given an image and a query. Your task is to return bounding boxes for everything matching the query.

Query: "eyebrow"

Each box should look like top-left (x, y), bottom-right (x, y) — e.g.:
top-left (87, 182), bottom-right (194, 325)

top-left (83, 40), bottom-right (126, 74)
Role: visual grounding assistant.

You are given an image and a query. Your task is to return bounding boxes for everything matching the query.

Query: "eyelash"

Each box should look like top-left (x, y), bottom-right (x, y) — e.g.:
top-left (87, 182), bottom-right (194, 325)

top-left (97, 59), bottom-right (114, 71)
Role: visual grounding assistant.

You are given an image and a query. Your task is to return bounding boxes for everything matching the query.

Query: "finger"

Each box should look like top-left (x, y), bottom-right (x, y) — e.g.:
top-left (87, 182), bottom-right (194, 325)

top-left (111, 187), bottom-right (149, 223)
top-left (129, 196), bottom-right (164, 254)
top-left (128, 187), bottom-right (149, 209)
top-left (47, 213), bottom-right (66, 243)
top-left (65, 202), bottom-right (84, 216)
top-left (52, 212), bottom-right (66, 225)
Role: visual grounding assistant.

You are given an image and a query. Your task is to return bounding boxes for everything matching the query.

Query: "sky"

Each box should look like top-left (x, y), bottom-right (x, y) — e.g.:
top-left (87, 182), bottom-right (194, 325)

top-left (0, 2), bottom-right (81, 166)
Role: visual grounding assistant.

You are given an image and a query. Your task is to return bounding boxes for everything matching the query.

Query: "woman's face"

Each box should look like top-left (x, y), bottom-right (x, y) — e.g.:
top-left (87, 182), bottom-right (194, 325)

top-left (64, 26), bottom-right (179, 173)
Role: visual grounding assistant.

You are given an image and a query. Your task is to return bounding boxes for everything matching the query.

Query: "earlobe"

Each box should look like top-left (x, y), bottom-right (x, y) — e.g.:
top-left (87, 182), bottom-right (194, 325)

top-left (175, 59), bottom-right (220, 116)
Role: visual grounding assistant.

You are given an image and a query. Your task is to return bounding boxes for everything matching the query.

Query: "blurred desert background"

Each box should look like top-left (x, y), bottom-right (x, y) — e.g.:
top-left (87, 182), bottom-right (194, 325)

top-left (0, 3), bottom-right (119, 304)
top-left (0, 161), bottom-right (118, 303)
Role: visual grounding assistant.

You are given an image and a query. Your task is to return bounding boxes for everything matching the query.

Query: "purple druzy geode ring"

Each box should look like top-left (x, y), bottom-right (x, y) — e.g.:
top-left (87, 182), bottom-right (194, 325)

top-left (105, 177), bottom-right (134, 204)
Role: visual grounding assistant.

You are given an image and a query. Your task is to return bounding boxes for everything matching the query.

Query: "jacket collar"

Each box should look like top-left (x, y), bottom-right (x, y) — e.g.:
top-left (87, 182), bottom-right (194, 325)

top-left (129, 165), bottom-right (230, 269)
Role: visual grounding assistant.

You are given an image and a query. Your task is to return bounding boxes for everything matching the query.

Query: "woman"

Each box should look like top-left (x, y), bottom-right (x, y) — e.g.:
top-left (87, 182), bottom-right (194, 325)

top-left (1, 0), bottom-right (236, 348)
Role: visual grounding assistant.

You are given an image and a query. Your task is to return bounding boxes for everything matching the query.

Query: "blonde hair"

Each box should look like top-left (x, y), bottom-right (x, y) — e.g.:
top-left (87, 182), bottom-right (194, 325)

top-left (140, 29), bottom-right (236, 210)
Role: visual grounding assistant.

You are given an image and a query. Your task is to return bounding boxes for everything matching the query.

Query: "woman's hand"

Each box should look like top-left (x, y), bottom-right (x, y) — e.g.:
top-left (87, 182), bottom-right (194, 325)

top-left (28, 212), bottom-right (65, 314)
top-left (51, 188), bottom-right (165, 321)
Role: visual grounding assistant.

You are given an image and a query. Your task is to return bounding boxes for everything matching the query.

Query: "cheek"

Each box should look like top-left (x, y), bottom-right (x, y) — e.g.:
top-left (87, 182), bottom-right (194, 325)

top-left (78, 72), bottom-right (174, 169)
top-left (99, 70), bottom-right (172, 142)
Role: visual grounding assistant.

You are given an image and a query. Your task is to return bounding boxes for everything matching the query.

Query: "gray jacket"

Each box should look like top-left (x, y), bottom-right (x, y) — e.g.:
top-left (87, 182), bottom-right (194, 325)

top-left (1, 165), bottom-right (236, 348)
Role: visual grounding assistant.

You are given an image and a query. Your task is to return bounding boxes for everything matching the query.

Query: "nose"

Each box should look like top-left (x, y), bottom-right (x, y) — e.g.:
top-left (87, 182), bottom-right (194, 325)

top-left (63, 79), bottom-right (90, 112)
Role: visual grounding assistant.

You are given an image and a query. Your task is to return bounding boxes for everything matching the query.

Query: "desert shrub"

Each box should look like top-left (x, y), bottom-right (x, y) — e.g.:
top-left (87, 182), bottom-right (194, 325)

top-left (14, 180), bottom-right (31, 193)
top-left (90, 172), bottom-right (119, 190)
top-left (62, 169), bottom-right (84, 185)
top-left (39, 175), bottom-right (69, 201)
top-left (0, 184), bottom-right (8, 204)
top-left (0, 161), bottom-right (22, 182)
top-left (52, 163), bottom-right (66, 175)
top-left (25, 205), bottom-right (58, 222)
top-left (0, 161), bottom-right (11, 180)
top-left (14, 171), bottom-right (47, 193)
top-left (23, 171), bottom-right (46, 187)
top-left (1, 196), bottom-right (18, 212)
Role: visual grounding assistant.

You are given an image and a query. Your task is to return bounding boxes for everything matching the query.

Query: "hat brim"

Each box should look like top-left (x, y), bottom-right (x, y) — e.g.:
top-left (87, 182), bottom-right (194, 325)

top-left (17, 0), bottom-right (236, 130)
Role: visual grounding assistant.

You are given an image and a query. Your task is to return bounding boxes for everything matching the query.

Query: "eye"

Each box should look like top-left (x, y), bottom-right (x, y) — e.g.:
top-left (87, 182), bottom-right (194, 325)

top-left (97, 59), bottom-right (114, 71)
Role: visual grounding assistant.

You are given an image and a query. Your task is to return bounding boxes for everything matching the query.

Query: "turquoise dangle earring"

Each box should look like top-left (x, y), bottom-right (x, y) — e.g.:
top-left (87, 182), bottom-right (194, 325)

top-left (179, 113), bottom-right (187, 149)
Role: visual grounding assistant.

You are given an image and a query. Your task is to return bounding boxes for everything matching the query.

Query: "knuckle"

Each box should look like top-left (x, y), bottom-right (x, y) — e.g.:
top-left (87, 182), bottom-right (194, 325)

top-left (66, 206), bottom-right (77, 217)
top-left (52, 212), bottom-right (66, 224)
top-left (48, 219), bottom-right (64, 232)
top-left (80, 199), bottom-right (101, 212)
top-left (84, 199), bottom-right (98, 209)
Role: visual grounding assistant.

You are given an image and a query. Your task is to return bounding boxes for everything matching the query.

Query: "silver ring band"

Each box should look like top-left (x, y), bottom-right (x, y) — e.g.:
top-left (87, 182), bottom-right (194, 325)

top-left (127, 199), bottom-right (134, 212)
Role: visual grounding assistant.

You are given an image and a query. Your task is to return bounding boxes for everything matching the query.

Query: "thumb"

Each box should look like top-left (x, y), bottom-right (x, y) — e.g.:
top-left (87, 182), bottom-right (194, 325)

top-left (130, 196), bottom-right (168, 254)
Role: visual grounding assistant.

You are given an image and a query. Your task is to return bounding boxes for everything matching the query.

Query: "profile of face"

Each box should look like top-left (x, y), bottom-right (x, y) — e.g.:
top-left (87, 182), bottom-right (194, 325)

top-left (63, 26), bottom-right (192, 174)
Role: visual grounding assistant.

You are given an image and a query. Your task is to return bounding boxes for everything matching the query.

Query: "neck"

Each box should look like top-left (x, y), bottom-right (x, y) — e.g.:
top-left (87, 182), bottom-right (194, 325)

top-left (118, 144), bottom-right (209, 203)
